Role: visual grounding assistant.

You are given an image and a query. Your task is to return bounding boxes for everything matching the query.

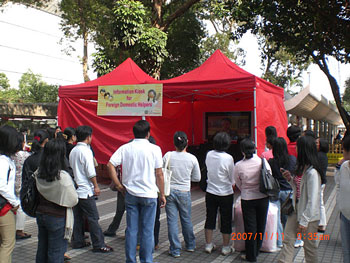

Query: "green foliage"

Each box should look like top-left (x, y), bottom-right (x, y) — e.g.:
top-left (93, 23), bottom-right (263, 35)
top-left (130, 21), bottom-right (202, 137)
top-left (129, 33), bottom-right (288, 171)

top-left (200, 33), bottom-right (246, 66)
top-left (18, 70), bottom-right (58, 103)
top-left (161, 9), bottom-right (206, 79)
top-left (228, 0), bottom-right (350, 127)
top-left (92, 0), bottom-right (168, 78)
top-left (0, 0), bottom-right (48, 7)
top-left (0, 73), bottom-right (10, 91)
top-left (0, 88), bottom-right (19, 103)
top-left (343, 78), bottom-right (350, 112)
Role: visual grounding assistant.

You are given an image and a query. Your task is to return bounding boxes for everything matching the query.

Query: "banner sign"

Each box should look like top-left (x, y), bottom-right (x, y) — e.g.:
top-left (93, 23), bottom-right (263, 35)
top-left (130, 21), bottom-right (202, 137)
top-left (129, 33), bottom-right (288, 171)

top-left (97, 84), bottom-right (163, 116)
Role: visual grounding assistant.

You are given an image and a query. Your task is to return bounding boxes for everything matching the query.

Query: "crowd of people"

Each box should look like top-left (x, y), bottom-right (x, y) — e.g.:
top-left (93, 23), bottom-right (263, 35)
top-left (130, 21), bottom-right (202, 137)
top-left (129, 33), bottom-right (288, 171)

top-left (0, 121), bottom-right (349, 263)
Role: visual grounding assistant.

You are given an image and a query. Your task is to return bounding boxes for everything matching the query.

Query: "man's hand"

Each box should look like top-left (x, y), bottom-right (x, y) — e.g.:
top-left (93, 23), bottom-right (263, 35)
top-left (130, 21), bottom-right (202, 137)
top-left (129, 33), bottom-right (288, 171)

top-left (159, 194), bottom-right (166, 208)
top-left (94, 185), bottom-right (101, 196)
top-left (297, 224), bottom-right (307, 236)
top-left (11, 205), bottom-right (19, 212)
top-left (117, 184), bottom-right (126, 196)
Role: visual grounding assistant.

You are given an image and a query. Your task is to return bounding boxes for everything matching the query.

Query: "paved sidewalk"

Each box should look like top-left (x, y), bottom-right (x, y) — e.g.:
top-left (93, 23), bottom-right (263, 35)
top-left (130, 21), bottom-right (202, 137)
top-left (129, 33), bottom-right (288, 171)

top-left (12, 175), bottom-right (343, 263)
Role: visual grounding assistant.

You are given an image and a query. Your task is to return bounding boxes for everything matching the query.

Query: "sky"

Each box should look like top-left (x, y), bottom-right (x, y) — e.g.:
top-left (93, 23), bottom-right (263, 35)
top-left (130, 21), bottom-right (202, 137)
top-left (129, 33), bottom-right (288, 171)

top-left (0, 3), bottom-right (349, 103)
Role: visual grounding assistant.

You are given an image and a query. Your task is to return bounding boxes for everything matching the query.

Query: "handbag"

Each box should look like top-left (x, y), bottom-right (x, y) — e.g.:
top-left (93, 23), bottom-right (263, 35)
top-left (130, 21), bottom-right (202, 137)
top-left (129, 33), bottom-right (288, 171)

top-left (281, 192), bottom-right (294, 215)
top-left (0, 167), bottom-right (11, 211)
top-left (259, 158), bottom-right (280, 197)
top-left (162, 153), bottom-right (172, 196)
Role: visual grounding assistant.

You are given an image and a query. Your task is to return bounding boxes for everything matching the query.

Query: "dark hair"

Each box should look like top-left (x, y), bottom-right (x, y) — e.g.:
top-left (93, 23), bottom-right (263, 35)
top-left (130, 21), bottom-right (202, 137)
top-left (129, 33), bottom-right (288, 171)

top-left (287, 125), bottom-right (301, 142)
top-left (31, 129), bottom-right (49, 153)
top-left (104, 92), bottom-right (110, 99)
top-left (265, 126), bottom-right (277, 138)
top-left (46, 127), bottom-right (56, 140)
top-left (38, 139), bottom-right (68, 182)
top-left (147, 90), bottom-right (156, 103)
top-left (272, 137), bottom-right (290, 168)
top-left (266, 135), bottom-right (276, 146)
top-left (304, 130), bottom-right (316, 138)
top-left (213, 132), bottom-right (231, 151)
top-left (173, 131), bottom-right (188, 151)
top-left (16, 132), bottom-right (24, 152)
top-left (56, 132), bottom-right (66, 141)
top-left (55, 126), bottom-right (61, 130)
top-left (318, 138), bottom-right (329, 153)
top-left (240, 138), bottom-right (256, 159)
top-left (343, 136), bottom-right (350, 152)
top-left (133, 120), bottom-right (150, 139)
top-left (20, 127), bottom-right (28, 133)
top-left (64, 127), bottom-right (76, 141)
top-left (76, 126), bottom-right (93, 142)
top-left (0, 125), bottom-right (21, 157)
top-left (296, 135), bottom-right (325, 184)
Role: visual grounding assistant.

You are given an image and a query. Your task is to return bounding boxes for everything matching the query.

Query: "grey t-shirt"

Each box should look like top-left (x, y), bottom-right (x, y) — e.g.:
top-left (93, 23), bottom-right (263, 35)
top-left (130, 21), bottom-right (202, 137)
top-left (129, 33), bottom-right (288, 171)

top-left (163, 151), bottom-right (201, 191)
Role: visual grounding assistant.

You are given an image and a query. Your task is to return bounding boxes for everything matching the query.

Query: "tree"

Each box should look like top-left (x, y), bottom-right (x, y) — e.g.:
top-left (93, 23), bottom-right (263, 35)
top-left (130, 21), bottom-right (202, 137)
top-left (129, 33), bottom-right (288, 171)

top-left (0, 73), bottom-right (10, 91)
top-left (258, 36), bottom-right (309, 90)
top-left (228, 0), bottom-right (350, 129)
top-left (160, 8), bottom-right (206, 79)
top-left (90, 0), bottom-right (201, 79)
top-left (343, 77), bottom-right (350, 112)
top-left (0, 0), bottom-right (47, 7)
top-left (59, 0), bottom-right (101, 82)
top-left (18, 70), bottom-right (58, 103)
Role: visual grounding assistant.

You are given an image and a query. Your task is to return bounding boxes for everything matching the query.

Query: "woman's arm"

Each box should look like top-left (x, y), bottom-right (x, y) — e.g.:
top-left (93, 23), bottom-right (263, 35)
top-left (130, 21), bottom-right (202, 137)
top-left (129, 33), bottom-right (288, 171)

top-left (0, 158), bottom-right (19, 207)
top-left (299, 169), bottom-right (321, 227)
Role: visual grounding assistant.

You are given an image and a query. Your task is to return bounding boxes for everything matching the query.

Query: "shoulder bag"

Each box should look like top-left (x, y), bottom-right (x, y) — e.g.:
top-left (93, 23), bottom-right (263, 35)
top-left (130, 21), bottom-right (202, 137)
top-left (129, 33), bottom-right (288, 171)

top-left (259, 158), bottom-right (280, 197)
top-left (281, 192), bottom-right (294, 215)
top-left (162, 153), bottom-right (172, 196)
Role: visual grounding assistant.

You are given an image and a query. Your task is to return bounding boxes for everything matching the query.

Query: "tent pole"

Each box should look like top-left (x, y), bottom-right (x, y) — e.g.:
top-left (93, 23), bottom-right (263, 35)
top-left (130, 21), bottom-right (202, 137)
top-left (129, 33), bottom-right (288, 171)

top-left (191, 96), bottom-right (195, 145)
top-left (254, 87), bottom-right (257, 147)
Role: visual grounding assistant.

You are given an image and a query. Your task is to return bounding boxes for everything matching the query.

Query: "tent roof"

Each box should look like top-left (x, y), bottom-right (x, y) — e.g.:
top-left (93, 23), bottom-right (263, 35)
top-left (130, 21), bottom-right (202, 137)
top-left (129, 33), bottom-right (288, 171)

top-left (59, 58), bottom-right (158, 99)
top-left (162, 49), bottom-right (284, 100)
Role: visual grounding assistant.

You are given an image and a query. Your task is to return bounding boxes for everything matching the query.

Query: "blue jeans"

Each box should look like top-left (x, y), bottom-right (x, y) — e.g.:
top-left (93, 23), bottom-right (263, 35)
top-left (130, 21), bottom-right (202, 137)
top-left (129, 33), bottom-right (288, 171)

top-left (340, 213), bottom-right (350, 263)
top-left (125, 192), bottom-right (157, 263)
top-left (272, 189), bottom-right (292, 247)
top-left (165, 189), bottom-right (195, 256)
top-left (36, 213), bottom-right (67, 263)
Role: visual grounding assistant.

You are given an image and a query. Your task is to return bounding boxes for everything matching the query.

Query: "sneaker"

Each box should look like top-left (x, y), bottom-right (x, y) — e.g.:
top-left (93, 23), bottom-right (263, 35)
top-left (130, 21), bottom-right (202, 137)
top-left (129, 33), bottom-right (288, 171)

top-left (294, 240), bottom-right (304, 248)
top-left (221, 246), bottom-right (232, 256)
top-left (186, 248), bottom-right (195, 252)
top-left (277, 244), bottom-right (283, 248)
top-left (205, 243), bottom-right (216, 254)
top-left (168, 251), bottom-right (180, 258)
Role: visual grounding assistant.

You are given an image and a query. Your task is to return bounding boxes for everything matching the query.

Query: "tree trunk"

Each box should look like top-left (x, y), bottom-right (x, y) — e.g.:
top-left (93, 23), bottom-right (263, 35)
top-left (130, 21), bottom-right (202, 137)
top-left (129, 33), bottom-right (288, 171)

top-left (314, 55), bottom-right (350, 131)
top-left (83, 31), bottom-right (90, 82)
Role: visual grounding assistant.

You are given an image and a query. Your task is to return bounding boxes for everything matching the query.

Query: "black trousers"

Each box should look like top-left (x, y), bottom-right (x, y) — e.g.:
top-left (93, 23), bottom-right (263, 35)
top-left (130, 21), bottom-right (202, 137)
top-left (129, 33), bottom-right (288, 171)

top-left (241, 197), bottom-right (269, 262)
top-left (72, 197), bottom-right (105, 249)
top-left (106, 191), bottom-right (125, 233)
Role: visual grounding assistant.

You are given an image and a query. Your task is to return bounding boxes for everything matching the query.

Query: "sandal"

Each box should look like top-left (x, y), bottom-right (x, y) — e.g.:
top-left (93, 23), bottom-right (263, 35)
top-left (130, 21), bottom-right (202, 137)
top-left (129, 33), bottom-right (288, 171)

top-left (92, 245), bottom-right (114, 253)
top-left (64, 253), bottom-right (71, 261)
top-left (72, 241), bottom-right (91, 249)
top-left (16, 233), bottom-right (32, 240)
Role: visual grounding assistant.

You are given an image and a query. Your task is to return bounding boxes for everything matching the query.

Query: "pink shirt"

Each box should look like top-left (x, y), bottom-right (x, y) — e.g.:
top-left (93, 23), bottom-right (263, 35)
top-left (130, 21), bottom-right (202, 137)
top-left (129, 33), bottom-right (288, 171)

top-left (234, 154), bottom-right (269, 200)
top-left (261, 149), bottom-right (273, 160)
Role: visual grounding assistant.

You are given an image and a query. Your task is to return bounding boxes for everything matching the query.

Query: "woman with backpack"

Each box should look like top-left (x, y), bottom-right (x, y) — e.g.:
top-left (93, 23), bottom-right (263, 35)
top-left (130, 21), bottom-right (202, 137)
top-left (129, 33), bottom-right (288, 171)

top-left (0, 125), bottom-right (21, 263)
top-left (35, 139), bottom-right (78, 263)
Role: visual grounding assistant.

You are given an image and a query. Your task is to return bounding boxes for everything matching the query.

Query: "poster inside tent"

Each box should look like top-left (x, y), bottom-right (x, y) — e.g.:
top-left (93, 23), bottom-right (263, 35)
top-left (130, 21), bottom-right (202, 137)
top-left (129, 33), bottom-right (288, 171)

top-left (97, 84), bottom-right (163, 116)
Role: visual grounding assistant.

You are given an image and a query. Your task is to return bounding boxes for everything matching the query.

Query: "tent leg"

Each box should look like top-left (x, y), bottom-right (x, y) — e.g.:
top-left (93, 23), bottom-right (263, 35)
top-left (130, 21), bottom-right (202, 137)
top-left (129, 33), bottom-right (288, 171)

top-left (254, 87), bottom-right (257, 146)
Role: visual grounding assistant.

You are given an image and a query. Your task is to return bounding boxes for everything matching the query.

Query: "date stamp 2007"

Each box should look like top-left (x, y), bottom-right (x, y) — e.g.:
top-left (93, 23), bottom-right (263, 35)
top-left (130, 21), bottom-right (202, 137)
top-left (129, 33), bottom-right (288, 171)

top-left (231, 232), bottom-right (283, 241)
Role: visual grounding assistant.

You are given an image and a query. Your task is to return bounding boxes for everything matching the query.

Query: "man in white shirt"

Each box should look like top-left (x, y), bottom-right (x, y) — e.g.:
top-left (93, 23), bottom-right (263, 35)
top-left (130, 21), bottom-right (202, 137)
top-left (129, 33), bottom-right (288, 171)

top-left (69, 126), bottom-right (113, 253)
top-left (107, 120), bottom-right (166, 263)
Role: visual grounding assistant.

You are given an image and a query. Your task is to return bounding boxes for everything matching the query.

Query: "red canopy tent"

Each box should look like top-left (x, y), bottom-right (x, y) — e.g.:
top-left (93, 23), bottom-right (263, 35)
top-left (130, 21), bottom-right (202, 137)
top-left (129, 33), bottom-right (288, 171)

top-left (58, 50), bottom-right (288, 164)
top-left (147, 49), bottom-right (288, 156)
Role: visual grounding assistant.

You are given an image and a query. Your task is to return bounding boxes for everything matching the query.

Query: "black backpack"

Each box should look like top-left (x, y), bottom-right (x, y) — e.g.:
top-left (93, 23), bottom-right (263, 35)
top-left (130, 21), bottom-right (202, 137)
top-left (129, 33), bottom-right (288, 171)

top-left (20, 170), bottom-right (39, 218)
